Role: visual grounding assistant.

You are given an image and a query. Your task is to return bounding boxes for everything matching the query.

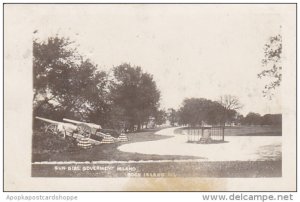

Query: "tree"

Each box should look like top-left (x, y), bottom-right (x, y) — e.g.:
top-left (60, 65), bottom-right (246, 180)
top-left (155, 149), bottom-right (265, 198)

top-left (178, 98), bottom-right (224, 126)
top-left (106, 105), bottom-right (128, 130)
top-left (218, 95), bottom-right (242, 125)
top-left (261, 114), bottom-right (282, 126)
top-left (33, 36), bottom-right (76, 120)
top-left (110, 63), bottom-right (161, 131)
top-left (258, 34), bottom-right (282, 99)
top-left (167, 108), bottom-right (178, 126)
top-left (33, 36), bottom-right (76, 102)
top-left (33, 36), bottom-right (109, 125)
top-left (243, 112), bottom-right (262, 125)
top-left (178, 98), bottom-right (205, 126)
top-left (205, 101), bottom-right (225, 125)
top-left (235, 113), bottom-right (244, 125)
top-left (154, 109), bottom-right (167, 126)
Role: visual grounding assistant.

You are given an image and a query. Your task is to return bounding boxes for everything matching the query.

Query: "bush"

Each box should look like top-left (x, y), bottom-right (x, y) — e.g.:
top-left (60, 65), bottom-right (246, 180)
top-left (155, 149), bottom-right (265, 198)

top-left (32, 131), bottom-right (79, 155)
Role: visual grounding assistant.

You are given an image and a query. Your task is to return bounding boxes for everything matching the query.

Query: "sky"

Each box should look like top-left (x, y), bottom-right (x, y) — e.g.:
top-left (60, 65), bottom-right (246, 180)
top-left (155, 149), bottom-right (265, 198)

top-left (31, 4), bottom-right (284, 115)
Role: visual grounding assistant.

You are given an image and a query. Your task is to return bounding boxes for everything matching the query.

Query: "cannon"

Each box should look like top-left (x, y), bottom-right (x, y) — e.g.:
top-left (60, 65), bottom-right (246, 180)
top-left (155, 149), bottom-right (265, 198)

top-left (35, 116), bottom-right (77, 138)
top-left (63, 118), bottom-right (127, 143)
top-left (63, 118), bottom-right (102, 129)
top-left (63, 118), bottom-right (102, 138)
top-left (35, 116), bottom-right (102, 148)
top-left (35, 117), bottom-right (127, 148)
top-left (36, 117), bottom-right (98, 139)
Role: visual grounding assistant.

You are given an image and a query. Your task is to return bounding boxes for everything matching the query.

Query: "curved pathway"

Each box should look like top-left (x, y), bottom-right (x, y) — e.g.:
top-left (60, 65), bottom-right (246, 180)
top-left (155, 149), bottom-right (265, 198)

top-left (118, 127), bottom-right (281, 161)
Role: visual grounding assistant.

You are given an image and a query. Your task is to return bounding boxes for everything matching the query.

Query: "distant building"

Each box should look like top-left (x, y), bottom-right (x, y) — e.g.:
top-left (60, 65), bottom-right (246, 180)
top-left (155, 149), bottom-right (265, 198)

top-left (146, 116), bottom-right (155, 128)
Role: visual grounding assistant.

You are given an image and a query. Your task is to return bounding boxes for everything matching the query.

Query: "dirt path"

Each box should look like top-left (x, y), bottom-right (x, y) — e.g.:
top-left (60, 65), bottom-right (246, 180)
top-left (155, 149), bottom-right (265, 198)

top-left (118, 127), bottom-right (282, 161)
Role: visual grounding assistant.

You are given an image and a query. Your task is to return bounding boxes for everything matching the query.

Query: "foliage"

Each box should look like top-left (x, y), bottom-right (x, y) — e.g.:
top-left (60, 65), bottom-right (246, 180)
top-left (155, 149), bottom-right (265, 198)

top-left (167, 108), bottom-right (179, 126)
top-left (154, 109), bottom-right (167, 125)
top-left (33, 37), bottom-right (163, 131)
top-left (33, 36), bottom-right (109, 125)
top-left (32, 131), bottom-right (78, 156)
top-left (110, 63), bottom-right (161, 131)
top-left (258, 34), bottom-right (282, 99)
top-left (33, 35), bottom-right (280, 135)
top-left (178, 98), bottom-right (226, 126)
top-left (260, 114), bottom-right (282, 125)
top-left (241, 113), bottom-right (281, 126)
top-left (243, 112), bottom-right (262, 125)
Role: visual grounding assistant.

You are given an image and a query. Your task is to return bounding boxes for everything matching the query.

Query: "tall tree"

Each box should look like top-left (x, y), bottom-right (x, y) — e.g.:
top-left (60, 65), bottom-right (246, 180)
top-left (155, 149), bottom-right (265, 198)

top-left (258, 34), bottom-right (282, 99)
top-left (110, 63), bottom-right (160, 131)
top-left (154, 109), bottom-right (167, 126)
top-left (218, 95), bottom-right (242, 125)
top-left (33, 36), bottom-right (109, 125)
top-left (178, 98), bottom-right (224, 126)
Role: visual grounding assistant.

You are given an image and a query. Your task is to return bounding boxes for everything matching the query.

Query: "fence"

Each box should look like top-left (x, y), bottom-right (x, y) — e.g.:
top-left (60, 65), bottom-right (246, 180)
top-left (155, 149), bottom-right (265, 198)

top-left (185, 126), bottom-right (225, 143)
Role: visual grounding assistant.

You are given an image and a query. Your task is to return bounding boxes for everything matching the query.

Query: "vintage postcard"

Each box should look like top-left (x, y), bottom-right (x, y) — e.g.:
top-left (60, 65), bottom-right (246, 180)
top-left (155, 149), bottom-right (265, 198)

top-left (3, 4), bottom-right (296, 191)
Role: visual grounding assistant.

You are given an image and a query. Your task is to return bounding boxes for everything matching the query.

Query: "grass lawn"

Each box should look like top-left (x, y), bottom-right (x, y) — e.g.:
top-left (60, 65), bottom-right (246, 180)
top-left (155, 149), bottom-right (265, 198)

top-left (174, 125), bottom-right (282, 136)
top-left (224, 125), bottom-right (282, 136)
top-left (32, 127), bottom-right (282, 178)
top-left (32, 160), bottom-right (281, 177)
top-left (32, 128), bottom-right (199, 162)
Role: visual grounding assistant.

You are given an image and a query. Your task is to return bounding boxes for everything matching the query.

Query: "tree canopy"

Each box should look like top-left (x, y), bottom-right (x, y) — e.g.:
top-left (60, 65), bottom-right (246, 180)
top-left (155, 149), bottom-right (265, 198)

top-left (178, 98), bottom-right (225, 126)
top-left (33, 37), bottom-right (110, 126)
top-left (242, 113), bottom-right (281, 126)
top-left (258, 34), bottom-right (282, 99)
top-left (33, 35), bottom-right (281, 131)
top-left (110, 63), bottom-right (161, 130)
top-left (33, 37), bottom-right (162, 131)
top-left (167, 108), bottom-right (179, 126)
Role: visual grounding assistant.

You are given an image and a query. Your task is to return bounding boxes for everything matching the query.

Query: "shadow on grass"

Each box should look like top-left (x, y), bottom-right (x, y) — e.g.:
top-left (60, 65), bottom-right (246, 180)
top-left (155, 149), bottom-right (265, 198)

top-left (174, 126), bottom-right (282, 136)
top-left (32, 129), bottom-right (201, 162)
top-left (186, 140), bottom-right (229, 144)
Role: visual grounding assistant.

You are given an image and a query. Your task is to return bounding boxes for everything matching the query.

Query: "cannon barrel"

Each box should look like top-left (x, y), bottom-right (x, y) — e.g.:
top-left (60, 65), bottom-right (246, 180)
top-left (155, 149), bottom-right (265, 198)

top-left (35, 116), bottom-right (60, 124)
top-left (63, 118), bottom-right (102, 129)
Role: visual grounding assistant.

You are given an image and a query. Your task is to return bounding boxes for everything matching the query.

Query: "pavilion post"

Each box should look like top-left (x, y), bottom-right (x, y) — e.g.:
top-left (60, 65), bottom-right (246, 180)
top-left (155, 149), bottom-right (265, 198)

top-left (222, 126), bottom-right (225, 141)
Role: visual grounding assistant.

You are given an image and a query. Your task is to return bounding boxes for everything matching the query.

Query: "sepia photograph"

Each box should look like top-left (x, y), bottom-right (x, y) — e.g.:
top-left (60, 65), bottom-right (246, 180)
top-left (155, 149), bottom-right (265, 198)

top-left (3, 3), bottom-right (296, 191)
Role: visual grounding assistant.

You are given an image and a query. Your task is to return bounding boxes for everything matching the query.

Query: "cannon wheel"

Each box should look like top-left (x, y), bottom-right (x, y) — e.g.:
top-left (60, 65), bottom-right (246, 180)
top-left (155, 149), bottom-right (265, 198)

top-left (77, 123), bottom-right (92, 138)
top-left (45, 123), bottom-right (65, 138)
top-left (45, 124), bottom-right (60, 135)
